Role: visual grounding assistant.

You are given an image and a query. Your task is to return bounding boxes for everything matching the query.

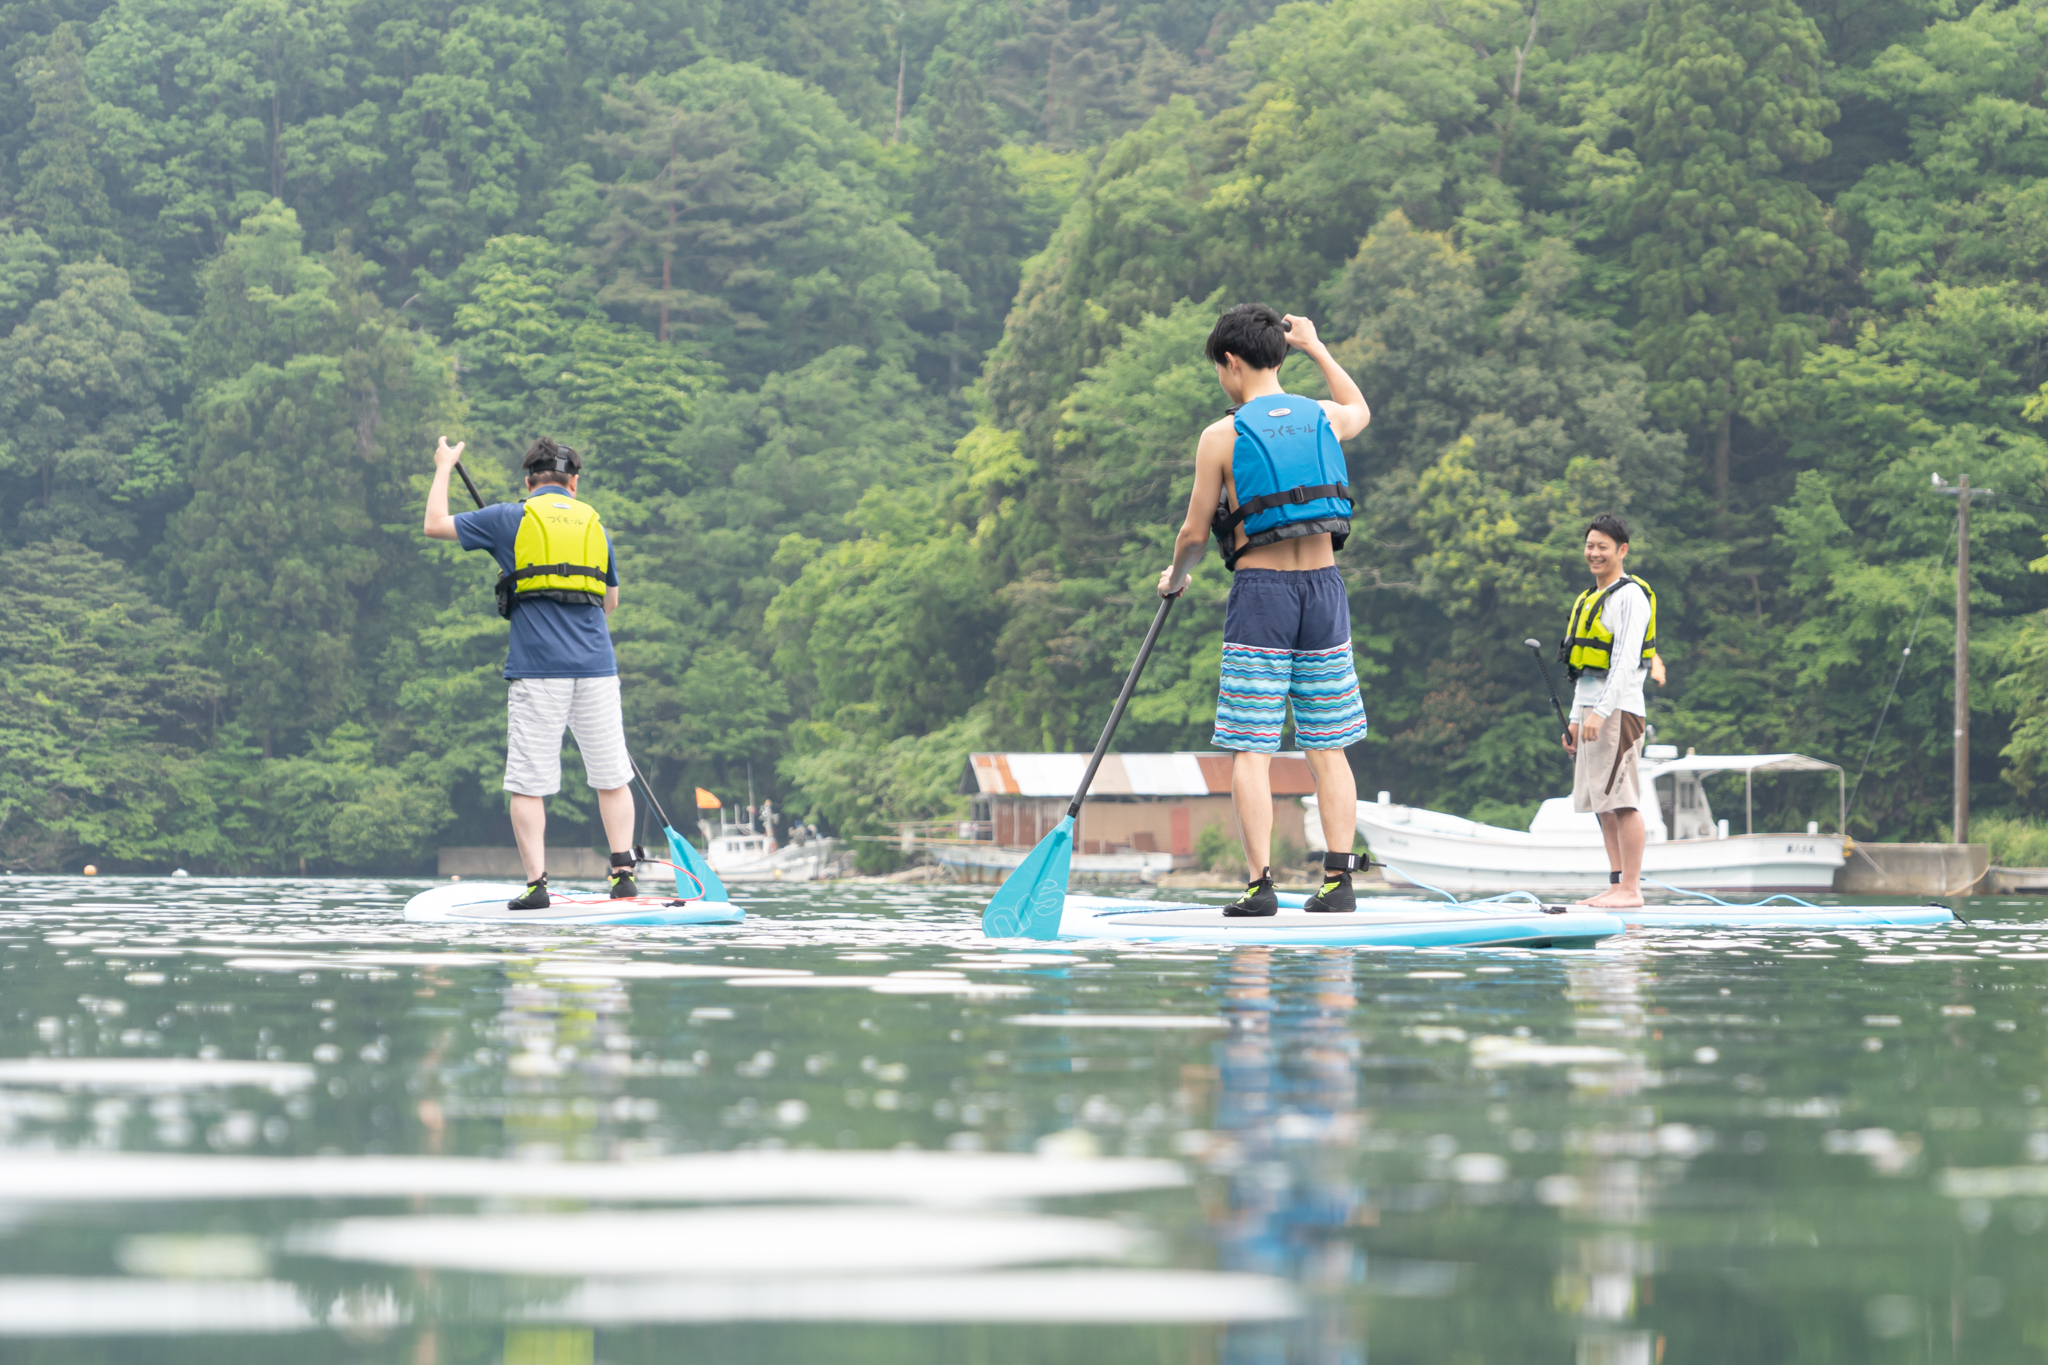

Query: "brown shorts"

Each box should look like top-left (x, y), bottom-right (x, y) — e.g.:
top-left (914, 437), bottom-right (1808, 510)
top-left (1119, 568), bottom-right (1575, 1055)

top-left (1573, 711), bottom-right (1646, 814)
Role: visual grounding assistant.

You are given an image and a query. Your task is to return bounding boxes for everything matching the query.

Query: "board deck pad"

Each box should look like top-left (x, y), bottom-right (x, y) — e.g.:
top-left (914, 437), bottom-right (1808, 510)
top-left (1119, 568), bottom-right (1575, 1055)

top-left (404, 882), bottom-right (744, 927)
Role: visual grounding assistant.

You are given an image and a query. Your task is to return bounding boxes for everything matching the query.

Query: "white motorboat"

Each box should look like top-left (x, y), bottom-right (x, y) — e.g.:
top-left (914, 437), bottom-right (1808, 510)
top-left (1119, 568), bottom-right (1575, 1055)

top-left (704, 805), bottom-right (847, 882)
top-left (1308, 746), bottom-right (1849, 894)
top-left (928, 843), bottom-right (1177, 885)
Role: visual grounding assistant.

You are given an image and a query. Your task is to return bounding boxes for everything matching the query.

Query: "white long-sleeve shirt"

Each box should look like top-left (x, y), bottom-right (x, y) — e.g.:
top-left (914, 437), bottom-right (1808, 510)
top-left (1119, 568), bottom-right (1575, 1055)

top-left (1570, 578), bottom-right (1649, 719)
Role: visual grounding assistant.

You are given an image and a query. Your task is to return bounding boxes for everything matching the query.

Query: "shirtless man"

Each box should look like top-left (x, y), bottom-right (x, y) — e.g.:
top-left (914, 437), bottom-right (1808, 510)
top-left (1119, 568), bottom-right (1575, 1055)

top-left (1156, 304), bottom-right (1374, 917)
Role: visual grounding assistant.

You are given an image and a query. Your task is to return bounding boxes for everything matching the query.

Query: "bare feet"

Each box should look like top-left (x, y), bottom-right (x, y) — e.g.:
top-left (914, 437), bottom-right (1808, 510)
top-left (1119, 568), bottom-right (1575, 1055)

top-left (1575, 887), bottom-right (1644, 908)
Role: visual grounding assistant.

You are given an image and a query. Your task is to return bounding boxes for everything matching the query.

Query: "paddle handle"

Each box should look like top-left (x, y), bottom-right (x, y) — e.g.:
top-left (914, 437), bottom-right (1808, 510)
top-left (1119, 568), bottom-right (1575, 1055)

top-left (454, 461), bottom-right (485, 510)
top-left (1068, 593), bottom-right (1179, 818)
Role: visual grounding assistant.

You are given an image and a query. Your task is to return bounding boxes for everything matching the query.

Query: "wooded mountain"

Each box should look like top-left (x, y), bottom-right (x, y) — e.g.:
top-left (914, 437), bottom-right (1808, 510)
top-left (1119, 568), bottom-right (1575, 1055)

top-left (2, 0), bottom-right (2044, 871)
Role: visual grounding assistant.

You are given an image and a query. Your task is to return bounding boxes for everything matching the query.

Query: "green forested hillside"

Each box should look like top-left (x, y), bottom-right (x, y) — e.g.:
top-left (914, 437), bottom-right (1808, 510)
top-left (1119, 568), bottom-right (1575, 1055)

top-left (1, 0), bottom-right (2044, 871)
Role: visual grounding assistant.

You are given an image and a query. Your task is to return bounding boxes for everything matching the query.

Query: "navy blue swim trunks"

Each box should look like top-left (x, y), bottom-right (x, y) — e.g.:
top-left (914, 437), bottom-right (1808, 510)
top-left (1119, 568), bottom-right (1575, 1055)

top-left (1212, 566), bottom-right (1368, 752)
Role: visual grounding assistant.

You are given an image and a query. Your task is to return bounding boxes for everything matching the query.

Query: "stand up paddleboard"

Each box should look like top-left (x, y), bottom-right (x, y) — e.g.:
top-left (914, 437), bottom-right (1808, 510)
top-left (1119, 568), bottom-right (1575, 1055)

top-left (1609, 901), bottom-right (1954, 929)
top-left (1052, 895), bottom-right (1624, 948)
top-left (403, 880), bottom-right (744, 927)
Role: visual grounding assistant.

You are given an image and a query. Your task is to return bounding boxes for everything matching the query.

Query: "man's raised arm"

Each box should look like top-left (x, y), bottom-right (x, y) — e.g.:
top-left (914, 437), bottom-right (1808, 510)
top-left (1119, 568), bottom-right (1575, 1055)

top-left (423, 436), bottom-right (464, 541)
top-left (1284, 315), bottom-right (1370, 441)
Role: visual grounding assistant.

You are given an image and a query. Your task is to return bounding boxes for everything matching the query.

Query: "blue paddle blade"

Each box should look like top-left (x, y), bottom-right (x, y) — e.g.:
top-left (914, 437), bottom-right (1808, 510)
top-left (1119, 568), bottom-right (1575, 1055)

top-left (982, 816), bottom-right (1073, 940)
top-left (666, 825), bottom-right (729, 902)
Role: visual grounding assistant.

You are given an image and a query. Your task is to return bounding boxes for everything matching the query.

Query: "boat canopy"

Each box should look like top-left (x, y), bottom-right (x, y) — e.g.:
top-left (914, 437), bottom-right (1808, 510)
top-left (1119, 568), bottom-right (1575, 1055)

top-left (1644, 752), bottom-right (1844, 835)
top-left (1646, 753), bottom-right (1840, 776)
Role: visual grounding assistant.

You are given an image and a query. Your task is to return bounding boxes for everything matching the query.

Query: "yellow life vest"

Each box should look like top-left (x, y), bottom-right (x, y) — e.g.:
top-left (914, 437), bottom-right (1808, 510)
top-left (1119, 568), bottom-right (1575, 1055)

top-left (494, 490), bottom-right (609, 618)
top-left (1560, 573), bottom-right (1657, 679)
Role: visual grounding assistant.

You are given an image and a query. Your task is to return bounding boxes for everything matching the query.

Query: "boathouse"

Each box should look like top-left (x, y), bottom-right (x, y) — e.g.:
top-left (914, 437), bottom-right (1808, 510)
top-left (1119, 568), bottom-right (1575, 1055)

top-left (958, 752), bottom-right (1317, 863)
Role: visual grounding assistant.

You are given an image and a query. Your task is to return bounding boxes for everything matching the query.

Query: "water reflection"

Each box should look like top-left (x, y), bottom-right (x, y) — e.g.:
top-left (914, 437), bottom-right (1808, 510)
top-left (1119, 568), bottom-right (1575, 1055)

top-left (1210, 948), bottom-right (1362, 1365)
top-left (6, 877), bottom-right (2048, 1360)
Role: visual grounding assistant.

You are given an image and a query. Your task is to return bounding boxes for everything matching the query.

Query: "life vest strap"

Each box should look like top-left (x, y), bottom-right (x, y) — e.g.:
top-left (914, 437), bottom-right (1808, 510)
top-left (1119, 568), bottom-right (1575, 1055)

top-left (1213, 482), bottom-right (1353, 536)
top-left (510, 562), bottom-right (608, 584)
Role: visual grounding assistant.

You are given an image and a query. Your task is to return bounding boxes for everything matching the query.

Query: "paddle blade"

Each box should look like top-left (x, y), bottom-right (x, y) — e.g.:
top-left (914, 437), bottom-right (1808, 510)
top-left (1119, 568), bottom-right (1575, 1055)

top-left (666, 825), bottom-right (729, 902)
top-left (982, 816), bottom-right (1073, 941)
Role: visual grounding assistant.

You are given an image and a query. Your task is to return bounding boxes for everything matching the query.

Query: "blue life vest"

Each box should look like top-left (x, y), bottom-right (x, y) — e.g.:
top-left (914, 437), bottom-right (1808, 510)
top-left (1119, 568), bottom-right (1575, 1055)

top-left (1210, 393), bottom-right (1352, 569)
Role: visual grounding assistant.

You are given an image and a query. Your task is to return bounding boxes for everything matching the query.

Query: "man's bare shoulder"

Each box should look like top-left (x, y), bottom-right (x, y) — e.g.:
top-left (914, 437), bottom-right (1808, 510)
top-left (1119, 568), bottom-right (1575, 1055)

top-left (1197, 415), bottom-right (1236, 453)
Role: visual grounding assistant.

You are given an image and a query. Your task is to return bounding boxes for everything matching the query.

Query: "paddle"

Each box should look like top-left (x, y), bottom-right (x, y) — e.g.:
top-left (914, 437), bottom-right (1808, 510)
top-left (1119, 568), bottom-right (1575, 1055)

top-left (630, 756), bottom-right (730, 902)
top-left (983, 591), bottom-right (1181, 940)
top-left (1524, 637), bottom-right (1571, 752)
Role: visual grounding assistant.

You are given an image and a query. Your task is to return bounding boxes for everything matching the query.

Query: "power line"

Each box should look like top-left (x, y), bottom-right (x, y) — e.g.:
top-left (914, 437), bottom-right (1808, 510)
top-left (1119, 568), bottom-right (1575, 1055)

top-left (1846, 519), bottom-right (1958, 829)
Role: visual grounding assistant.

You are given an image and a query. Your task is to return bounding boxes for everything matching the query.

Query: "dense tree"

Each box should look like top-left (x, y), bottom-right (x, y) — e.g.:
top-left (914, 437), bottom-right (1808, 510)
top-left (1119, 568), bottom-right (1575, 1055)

top-left (170, 202), bottom-right (457, 756)
top-left (14, 23), bottom-right (117, 263)
top-left (0, 540), bottom-right (222, 871)
top-left (1619, 0), bottom-right (1844, 507)
top-left (0, 261), bottom-right (180, 552)
top-left (2, 0), bottom-right (2046, 868)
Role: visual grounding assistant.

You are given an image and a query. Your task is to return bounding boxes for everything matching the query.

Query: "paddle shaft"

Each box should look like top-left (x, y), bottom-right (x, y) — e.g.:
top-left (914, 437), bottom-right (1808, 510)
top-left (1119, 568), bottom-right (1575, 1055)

top-left (454, 461), bottom-right (486, 511)
top-left (1067, 594), bottom-right (1179, 818)
top-left (1527, 643), bottom-right (1570, 732)
top-left (629, 755), bottom-right (675, 832)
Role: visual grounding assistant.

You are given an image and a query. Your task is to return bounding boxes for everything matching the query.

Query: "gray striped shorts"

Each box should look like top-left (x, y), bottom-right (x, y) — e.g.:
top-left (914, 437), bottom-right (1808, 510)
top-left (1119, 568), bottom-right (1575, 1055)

top-left (504, 675), bottom-right (631, 796)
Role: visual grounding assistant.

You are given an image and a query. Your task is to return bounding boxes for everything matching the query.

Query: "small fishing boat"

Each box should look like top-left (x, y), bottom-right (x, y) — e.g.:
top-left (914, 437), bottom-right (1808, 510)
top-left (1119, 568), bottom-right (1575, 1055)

top-left (1316, 746), bottom-right (1852, 894)
top-left (705, 803), bottom-right (847, 882)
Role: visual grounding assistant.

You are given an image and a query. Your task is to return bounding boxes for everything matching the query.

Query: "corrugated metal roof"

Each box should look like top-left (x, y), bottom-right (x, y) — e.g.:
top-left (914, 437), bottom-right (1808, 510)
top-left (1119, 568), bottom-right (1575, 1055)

top-left (961, 753), bottom-right (1320, 797)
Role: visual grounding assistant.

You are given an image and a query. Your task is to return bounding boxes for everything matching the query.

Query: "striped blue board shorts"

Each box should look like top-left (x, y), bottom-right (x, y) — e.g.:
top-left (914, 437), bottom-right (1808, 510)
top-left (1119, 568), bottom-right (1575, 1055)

top-left (1212, 566), bottom-right (1368, 752)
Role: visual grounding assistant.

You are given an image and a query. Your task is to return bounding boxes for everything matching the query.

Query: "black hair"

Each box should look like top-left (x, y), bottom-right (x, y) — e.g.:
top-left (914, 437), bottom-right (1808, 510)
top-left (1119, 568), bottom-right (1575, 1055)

top-left (1205, 303), bottom-right (1289, 371)
top-left (523, 437), bottom-right (582, 487)
top-left (1585, 513), bottom-right (1630, 546)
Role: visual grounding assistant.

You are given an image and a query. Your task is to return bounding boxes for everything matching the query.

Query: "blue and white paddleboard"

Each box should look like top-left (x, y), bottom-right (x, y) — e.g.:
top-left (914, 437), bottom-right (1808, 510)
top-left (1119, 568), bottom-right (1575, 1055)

top-left (1612, 902), bottom-right (1954, 929)
top-left (1052, 895), bottom-right (1624, 949)
top-left (403, 881), bottom-right (744, 927)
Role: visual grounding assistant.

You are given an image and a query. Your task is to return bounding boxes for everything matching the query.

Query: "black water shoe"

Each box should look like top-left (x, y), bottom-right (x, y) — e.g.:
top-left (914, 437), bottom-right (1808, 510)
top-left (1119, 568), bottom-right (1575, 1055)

top-left (1224, 870), bottom-right (1279, 918)
top-left (507, 876), bottom-right (550, 911)
top-left (1304, 874), bottom-right (1356, 914)
top-left (608, 853), bottom-right (638, 899)
top-left (1305, 852), bottom-right (1360, 914)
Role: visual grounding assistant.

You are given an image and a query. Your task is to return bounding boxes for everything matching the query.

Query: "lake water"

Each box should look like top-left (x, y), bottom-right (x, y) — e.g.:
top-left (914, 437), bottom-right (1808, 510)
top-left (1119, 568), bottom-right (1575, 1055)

top-left (2, 876), bottom-right (2044, 1364)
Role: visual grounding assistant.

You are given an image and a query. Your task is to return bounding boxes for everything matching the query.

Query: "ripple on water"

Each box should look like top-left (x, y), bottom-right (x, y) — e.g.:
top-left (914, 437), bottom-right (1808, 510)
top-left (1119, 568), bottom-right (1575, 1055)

top-left (0, 877), bottom-right (2045, 1355)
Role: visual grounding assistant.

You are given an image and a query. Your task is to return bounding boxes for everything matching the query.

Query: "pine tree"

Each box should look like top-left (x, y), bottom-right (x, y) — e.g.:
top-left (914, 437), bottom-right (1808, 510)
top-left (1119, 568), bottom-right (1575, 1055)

top-left (911, 64), bottom-right (1030, 388)
top-left (14, 24), bottom-right (117, 264)
top-left (1619, 0), bottom-right (1843, 508)
top-left (587, 87), bottom-right (788, 346)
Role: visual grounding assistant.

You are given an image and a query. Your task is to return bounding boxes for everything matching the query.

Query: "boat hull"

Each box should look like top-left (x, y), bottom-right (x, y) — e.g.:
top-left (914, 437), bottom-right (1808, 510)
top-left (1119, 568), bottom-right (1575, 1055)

top-left (1048, 896), bottom-right (1624, 948)
top-left (709, 840), bottom-right (847, 883)
top-left (934, 846), bottom-right (1177, 886)
top-left (404, 882), bottom-right (745, 926)
top-left (1356, 809), bottom-right (1845, 894)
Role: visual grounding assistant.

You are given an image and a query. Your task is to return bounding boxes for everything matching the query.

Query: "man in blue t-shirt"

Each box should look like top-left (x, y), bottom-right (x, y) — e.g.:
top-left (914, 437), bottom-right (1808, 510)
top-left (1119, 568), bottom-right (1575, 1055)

top-left (423, 435), bottom-right (638, 910)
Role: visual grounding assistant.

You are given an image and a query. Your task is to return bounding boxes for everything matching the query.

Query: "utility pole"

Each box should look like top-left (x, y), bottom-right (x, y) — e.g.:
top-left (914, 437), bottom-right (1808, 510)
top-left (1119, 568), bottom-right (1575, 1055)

top-left (1955, 473), bottom-right (1969, 844)
top-left (1935, 473), bottom-right (1993, 843)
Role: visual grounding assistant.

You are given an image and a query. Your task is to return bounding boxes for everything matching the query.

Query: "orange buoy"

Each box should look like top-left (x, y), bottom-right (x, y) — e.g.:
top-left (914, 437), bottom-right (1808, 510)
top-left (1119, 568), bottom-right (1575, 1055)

top-left (82, 865), bottom-right (98, 876)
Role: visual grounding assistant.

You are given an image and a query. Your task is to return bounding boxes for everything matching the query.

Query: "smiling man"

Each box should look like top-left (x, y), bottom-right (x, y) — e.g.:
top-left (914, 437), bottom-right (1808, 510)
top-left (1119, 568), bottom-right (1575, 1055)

top-left (1559, 514), bottom-right (1658, 908)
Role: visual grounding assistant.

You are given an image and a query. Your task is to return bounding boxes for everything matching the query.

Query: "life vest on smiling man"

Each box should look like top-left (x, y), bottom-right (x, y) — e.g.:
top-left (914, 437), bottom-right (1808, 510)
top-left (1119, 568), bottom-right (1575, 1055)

top-left (1210, 394), bottom-right (1352, 570)
top-left (493, 490), bottom-right (610, 619)
top-left (1559, 574), bottom-right (1659, 680)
